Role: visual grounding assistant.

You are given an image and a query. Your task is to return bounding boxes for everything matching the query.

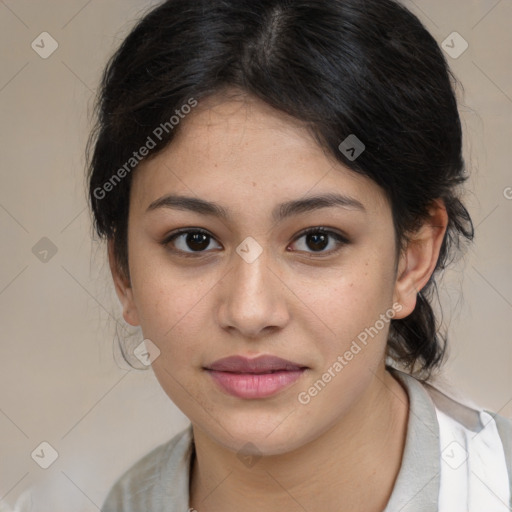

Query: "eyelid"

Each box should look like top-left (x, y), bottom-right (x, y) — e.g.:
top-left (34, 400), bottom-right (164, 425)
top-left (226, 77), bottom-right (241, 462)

top-left (293, 226), bottom-right (350, 243)
top-left (162, 227), bottom-right (212, 243)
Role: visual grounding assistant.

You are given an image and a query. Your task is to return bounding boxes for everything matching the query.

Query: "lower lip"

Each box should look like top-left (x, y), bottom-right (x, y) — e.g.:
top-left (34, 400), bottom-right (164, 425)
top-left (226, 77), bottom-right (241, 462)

top-left (206, 369), bottom-right (306, 399)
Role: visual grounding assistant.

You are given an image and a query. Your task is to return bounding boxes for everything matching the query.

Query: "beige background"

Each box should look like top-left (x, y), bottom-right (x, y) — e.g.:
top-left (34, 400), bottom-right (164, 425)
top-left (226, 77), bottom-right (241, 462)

top-left (0, 0), bottom-right (511, 509)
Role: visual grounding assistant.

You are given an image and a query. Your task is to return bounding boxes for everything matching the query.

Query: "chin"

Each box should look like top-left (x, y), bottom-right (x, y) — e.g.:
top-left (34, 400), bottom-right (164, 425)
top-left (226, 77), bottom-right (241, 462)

top-left (200, 413), bottom-right (314, 457)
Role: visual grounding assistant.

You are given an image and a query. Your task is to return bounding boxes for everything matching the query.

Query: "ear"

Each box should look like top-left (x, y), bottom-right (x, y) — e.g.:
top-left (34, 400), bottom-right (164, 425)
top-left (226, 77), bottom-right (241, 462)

top-left (108, 239), bottom-right (140, 327)
top-left (392, 200), bottom-right (448, 320)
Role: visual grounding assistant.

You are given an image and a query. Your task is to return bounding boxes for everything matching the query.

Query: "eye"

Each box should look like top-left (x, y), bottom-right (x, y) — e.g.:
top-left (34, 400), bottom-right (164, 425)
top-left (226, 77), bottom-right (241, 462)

top-left (162, 226), bottom-right (349, 258)
top-left (289, 227), bottom-right (349, 255)
top-left (162, 228), bottom-right (222, 256)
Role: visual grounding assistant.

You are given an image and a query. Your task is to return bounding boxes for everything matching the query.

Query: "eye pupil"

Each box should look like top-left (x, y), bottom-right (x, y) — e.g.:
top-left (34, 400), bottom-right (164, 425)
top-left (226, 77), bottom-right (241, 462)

top-left (187, 232), bottom-right (209, 251)
top-left (307, 233), bottom-right (328, 251)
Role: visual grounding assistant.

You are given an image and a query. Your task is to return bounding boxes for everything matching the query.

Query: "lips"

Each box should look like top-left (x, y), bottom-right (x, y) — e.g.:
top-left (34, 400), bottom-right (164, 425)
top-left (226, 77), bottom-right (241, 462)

top-left (205, 355), bottom-right (306, 373)
top-left (204, 355), bottom-right (308, 399)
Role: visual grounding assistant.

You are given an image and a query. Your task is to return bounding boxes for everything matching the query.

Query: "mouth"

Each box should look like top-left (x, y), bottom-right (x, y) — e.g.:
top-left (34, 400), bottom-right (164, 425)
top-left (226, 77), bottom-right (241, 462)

top-left (204, 355), bottom-right (308, 399)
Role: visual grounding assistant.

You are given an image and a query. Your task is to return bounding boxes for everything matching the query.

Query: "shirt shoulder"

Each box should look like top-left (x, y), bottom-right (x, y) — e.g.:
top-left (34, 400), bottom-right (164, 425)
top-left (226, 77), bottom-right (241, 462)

top-left (425, 379), bottom-right (512, 508)
top-left (493, 410), bottom-right (512, 498)
top-left (102, 425), bottom-right (194, 512)
top-left (386, 368), bottom-right (512, 511)
top-left (425, 379), bottom-right (512, 454)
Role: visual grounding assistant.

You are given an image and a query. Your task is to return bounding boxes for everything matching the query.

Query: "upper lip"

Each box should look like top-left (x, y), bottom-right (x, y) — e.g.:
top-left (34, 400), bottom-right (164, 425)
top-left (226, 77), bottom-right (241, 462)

top-left (205, 355), bottom-right (307, 373)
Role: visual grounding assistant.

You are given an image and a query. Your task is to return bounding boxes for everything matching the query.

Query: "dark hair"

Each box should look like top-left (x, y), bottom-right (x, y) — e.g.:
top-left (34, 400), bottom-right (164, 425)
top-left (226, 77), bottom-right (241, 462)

top-left (87, 0), bottom-right (474, 378)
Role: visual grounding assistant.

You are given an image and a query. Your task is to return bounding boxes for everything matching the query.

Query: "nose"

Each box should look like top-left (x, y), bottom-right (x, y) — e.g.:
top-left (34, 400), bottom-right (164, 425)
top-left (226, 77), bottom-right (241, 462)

top-left (217, 245), bottom-right (290, 339)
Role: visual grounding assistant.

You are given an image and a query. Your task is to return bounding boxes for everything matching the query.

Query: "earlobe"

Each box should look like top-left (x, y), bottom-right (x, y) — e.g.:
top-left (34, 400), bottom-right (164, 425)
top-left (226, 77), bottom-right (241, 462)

top-left (107, 240), bottom-right (140, 327)
top-left (392, 200), bottom-right (448, 320)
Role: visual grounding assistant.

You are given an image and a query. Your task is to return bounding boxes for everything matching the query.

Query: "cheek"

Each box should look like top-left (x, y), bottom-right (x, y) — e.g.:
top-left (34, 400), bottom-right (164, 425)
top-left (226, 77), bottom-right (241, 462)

top-left (131, 264), bottom-right (209, 404)
top-left (308, 254), bottom-right (397, 349)
top-left (128, 248), bottom-right (225, 379)
top-left (132, 267), bottom-right (210, 346)
top-left (293, 258), bottom-right (397, 418)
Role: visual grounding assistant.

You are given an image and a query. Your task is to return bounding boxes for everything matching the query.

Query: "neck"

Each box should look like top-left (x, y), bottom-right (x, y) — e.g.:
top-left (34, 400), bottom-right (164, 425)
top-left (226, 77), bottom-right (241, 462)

top-left (189, 366), bottom-right (409, 512)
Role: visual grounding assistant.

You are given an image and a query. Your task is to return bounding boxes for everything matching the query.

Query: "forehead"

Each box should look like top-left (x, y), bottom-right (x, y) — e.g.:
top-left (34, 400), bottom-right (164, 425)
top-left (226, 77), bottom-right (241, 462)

top-left (130, 92), bottom-right (390, 218)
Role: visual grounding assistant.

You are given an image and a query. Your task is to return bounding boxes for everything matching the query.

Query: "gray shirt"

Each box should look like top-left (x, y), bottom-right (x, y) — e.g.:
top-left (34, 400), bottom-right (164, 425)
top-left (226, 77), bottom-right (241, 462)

top-left (102, 369), bottom-right (512, 511)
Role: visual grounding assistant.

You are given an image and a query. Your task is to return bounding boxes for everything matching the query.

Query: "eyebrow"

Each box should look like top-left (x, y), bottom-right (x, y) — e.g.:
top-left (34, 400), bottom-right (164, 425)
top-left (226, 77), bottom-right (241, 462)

top-left (146, 192), bottom-right (366, 222)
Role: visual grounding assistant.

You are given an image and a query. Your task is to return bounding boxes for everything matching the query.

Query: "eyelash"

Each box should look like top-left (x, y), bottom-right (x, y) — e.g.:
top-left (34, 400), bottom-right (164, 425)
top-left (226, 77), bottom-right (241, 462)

top-left (161, 227), bottom-right (349, 259)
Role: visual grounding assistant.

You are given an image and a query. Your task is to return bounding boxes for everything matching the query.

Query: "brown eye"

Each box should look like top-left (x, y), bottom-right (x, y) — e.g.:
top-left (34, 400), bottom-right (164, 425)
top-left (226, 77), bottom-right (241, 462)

top-left (289, 228), bottom-right (349, 255)
top-left (305, 232), bottom-right (329, 251)
top-left (163, 229), bottom-right (222, 256)
top-left (183, 232), bottom-right (210, 251)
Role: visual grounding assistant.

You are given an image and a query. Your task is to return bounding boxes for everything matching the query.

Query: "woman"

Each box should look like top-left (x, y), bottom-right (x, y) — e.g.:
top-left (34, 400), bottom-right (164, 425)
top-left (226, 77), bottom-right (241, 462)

top-left (87, 0), bottom-right (512, 510)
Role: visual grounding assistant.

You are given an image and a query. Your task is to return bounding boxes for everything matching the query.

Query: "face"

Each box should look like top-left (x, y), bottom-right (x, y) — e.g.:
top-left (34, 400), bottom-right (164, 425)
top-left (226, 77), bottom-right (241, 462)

top-left (112, 91), bottom-right (424, 456)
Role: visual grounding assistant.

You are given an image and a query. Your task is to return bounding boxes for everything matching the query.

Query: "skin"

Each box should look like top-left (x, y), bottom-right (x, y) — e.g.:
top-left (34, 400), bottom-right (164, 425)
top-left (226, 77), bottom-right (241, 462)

top-left (110, 89), bottom-right (448, 511)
